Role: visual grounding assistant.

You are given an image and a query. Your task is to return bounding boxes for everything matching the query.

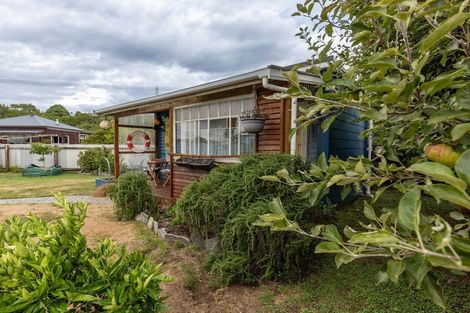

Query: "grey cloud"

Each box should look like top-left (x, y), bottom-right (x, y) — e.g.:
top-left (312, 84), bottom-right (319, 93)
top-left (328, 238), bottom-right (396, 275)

top-left (0, 0), bottom-right (309, 111)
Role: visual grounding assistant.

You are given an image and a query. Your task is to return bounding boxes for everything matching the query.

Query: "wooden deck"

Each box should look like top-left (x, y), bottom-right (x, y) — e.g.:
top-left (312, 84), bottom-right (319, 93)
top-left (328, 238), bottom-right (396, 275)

top-left (154, 184), bottom-right (171, 199)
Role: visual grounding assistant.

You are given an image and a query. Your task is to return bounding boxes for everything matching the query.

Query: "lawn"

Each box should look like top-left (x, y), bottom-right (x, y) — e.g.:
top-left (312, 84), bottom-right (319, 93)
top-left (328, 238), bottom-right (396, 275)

top-left (0, 172), bottom-right (97, 199)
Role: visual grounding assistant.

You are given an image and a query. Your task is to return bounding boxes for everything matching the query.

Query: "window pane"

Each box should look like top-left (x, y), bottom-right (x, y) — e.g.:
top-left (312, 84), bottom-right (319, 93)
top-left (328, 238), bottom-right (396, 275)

top-left (199, 120), bottom-right (208, 155)
top-left (230, 100), bottom-right (242, 116)
top-left (176, 121), bottom-right (197, 154)
top-left (175, 109), bottom-right (182, 122)
top-left (182, 108), bottom-right (190, 121)
top-left (199, 104), bottom-right (208, 118)
top-left (242, 98), bottom-right (256, 111)
top-left (209, 118), bottom-right (229, 155)
top-left (230, 118), bottom-right (239, 155)
top-left (240, 133), bottom-right (256, 155)
top-left (191, 106), bottom-right (199, 120)
top-left (219, 101), bottom-right (230, 117)
top-left (209, 103), bottom-right (219, 118)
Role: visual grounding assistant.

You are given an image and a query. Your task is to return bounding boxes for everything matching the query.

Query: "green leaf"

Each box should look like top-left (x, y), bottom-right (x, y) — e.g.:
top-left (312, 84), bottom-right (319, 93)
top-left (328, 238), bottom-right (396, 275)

top-left (422, 275), bottom-right (446, 309)
top-left (363, 201), bottom-right (377, 221)
top-left (268, 198), bottom-right (286, 216)
top-left (323, 224), bottom-right (343, 243)
top-left (376, 271), bottom-right (389, 284)
top-left (335, 254), bottom-right (357, 268)
top-left (398, 188), bottom-right (421, 232)
top-left (422, 184), bottom-right (470, 209)
top-left (325, 24), bottom-right (333, 36)
top-left (455, 150), bottom-right (470, 185)
top-left (260, 175), bottom-right (281, 182)
top-left (452, 123), bottom-right (470, 141)
top-left (315, 242), bottom-right (343, 254)
top-left (321, 114), bottom-right (338, 131)
top-left (69, 293), bottom-right (99, 302)
top-left (317, 153), bottom-right (327, 171)
top-left (420, 12), bottom-right (470, 53)
top-left (350, 230), bottom-right (399, 244)
top-left (405, 254), bottom-right (432, 288)
top-left (452, 236), bottom-right (470, 253)
top-left (387, 259), bottom-right (406, 283)
top-left (428, 110), bottom-right (470, 124)
top-left (456, 86), bottom-right (470, 109)
top-left (408, 162), bottom-right (467, 191)
top-left (449, 211), bottom-right (465, 221)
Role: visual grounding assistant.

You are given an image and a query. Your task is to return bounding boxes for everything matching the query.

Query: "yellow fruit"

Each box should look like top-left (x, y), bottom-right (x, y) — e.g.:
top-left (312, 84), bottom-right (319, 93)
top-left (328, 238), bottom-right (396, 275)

top-left (424, 144), bottom-right (461, 167)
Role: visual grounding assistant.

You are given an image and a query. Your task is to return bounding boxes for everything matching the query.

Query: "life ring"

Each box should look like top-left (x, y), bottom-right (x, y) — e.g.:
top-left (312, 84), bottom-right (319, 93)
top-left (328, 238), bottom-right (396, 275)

top-left (126, 130), bottom-right (151, 153)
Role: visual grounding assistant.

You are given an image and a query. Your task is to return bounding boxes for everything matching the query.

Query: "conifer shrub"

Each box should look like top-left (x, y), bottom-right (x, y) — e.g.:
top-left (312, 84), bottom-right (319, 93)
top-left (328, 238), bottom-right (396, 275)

top-left (172, 154), bottom-right (322, 284)
top-left (108, 173), bottom-right (157, 220)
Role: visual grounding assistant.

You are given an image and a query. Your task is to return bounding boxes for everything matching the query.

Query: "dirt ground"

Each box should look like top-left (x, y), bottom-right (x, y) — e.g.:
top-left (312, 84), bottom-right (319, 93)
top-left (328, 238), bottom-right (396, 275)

top-left (0, 202), bottom-right (266, 313)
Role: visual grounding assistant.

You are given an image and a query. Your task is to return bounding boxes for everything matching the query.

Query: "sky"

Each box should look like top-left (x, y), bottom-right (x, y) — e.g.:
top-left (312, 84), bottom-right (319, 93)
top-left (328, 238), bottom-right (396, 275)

top-left (0, 0), bottom-right (310, 113)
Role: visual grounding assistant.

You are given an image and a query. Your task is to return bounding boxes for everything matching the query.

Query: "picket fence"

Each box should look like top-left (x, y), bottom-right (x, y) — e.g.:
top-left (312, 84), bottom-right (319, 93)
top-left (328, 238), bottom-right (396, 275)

top-left (0, 144), bottom-right (154, 171)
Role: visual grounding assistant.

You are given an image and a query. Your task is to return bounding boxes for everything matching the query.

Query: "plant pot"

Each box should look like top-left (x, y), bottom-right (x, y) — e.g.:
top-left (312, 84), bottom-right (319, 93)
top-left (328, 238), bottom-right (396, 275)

top-left (95, 177), bottom-right (114, 187)
top-left (240, 118), bottom-right (266, 134)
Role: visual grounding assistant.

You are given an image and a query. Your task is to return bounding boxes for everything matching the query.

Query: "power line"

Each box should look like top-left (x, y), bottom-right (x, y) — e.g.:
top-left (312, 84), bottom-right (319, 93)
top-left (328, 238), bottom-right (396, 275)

top-left (0, 78), bottom-right (156, 92)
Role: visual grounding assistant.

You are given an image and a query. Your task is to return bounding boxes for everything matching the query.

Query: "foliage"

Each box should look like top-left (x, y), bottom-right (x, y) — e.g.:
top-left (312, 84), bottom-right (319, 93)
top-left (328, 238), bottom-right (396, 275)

top-left (0, 103), bottom-right (114, 144)
top-left (108, 173), bottom-right (157, 221)
top-left (257, 0), bottom-right (470, 308)
top-left (0, 195), bottom-right (171, 312)
top-left (172, 154), bottom-right (321, 284)
top-left (30, 143), bottom-right (61, 167)
top-left (77, 147), bottom-right (114, 175)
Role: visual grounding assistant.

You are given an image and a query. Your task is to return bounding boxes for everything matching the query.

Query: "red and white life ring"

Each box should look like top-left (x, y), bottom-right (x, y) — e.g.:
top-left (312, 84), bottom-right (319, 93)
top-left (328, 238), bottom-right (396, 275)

top-left (126, 130), bottom-right (151, 153)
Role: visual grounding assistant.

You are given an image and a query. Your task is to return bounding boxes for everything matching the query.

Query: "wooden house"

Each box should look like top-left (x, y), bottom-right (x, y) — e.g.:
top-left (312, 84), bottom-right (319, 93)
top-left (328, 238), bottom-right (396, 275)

top-left (96, 64), bottom-right (368, 199)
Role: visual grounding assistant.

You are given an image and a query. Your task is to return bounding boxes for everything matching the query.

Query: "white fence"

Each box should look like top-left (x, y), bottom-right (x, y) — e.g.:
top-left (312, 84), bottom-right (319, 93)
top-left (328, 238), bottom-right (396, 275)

top-left (0, 144), bottom-right (155, 171)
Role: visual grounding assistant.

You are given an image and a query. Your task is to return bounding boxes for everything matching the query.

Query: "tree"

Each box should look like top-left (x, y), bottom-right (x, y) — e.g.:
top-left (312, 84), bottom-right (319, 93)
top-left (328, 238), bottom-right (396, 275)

top-left (44, 104), bottom-right (70, 120)
top-left (30, 143), bottom-right (60, 167)
top-left (257, 0), bottom-right (470, 308)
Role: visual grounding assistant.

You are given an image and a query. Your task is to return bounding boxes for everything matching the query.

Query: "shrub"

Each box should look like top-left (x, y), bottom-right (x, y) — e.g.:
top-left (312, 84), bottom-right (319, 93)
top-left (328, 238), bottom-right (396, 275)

top-left (77, 147), bottom-right (114, 175)
top-left (172, 154), bottom-right (322, 284)
top-left (0, 195), bottom-right (171, 312)
top-left (108, 173), bottom-right (157, 220)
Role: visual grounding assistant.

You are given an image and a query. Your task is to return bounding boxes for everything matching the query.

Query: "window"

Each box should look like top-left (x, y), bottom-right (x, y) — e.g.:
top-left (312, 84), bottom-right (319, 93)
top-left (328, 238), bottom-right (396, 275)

top-left (174, 96), bottom-right (256, 156)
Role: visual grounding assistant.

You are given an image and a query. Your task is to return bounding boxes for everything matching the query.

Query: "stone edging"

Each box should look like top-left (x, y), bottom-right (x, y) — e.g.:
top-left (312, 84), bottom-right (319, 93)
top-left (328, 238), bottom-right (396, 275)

top-left (134, 212), bottom-right (218, 252)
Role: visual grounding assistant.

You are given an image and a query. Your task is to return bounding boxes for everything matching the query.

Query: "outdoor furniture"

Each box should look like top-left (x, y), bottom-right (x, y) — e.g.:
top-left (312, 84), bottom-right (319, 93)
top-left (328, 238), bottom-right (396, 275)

top-left (146, 159), bottom-right (170, 187)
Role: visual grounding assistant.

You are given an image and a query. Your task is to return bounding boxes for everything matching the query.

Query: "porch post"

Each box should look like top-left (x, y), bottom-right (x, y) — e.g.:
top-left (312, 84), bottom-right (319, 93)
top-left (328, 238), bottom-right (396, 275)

top-left (113, 116), bottom-right (120, 179)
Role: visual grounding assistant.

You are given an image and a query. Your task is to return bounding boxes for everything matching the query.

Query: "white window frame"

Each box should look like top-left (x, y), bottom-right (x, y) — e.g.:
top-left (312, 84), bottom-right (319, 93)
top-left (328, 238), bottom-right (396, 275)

top-left (173, 95), bottom-right (256, 156)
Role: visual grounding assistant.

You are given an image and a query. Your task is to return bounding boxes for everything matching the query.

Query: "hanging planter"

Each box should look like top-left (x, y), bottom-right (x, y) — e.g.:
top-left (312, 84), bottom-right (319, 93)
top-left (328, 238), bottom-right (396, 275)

top-left (240, 109), bottom-right (268, 134)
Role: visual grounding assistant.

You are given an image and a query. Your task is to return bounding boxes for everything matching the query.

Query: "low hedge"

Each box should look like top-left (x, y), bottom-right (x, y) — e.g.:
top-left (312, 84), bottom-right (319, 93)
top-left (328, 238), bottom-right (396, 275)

top-left (172, 154), bottom-right (322, 284)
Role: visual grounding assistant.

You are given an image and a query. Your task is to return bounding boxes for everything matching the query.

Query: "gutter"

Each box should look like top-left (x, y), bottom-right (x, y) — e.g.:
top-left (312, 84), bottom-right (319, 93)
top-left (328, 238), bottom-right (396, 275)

top-left (260, 76), bottom-right (297, 156)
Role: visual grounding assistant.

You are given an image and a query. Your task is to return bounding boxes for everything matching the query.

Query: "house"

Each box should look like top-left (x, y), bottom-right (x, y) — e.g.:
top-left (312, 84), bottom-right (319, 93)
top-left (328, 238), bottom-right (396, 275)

top-left (96, 64), bottom-right (368, 199)
top-left (0, 115), bottom-right (85, 144)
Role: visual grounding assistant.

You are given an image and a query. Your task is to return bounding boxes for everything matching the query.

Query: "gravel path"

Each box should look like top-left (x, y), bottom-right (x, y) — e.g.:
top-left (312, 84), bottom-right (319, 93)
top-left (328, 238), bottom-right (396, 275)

top-left (0, 196), bottom-right (112, 205)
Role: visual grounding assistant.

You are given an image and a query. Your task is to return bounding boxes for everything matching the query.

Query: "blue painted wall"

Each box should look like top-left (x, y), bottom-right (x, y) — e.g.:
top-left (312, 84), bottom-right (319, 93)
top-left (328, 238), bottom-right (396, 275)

top-left (156, 112), bottom-right (169, 159)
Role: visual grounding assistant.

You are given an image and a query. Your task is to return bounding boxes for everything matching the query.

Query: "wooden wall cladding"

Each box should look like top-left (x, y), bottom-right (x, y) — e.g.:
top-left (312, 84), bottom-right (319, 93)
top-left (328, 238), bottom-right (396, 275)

top-left (171, 164), bottom-right (209, 198)
top-left (256, 89), bottom-right (284, 153)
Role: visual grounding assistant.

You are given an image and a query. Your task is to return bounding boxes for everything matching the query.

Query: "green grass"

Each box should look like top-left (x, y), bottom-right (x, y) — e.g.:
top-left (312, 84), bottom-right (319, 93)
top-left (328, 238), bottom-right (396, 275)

top-left (257, 190), bottom-right (467, 313)
top-left (258, 256), bottom-right (469, 313)
top-left (0, 172), bottom-right (96, 198)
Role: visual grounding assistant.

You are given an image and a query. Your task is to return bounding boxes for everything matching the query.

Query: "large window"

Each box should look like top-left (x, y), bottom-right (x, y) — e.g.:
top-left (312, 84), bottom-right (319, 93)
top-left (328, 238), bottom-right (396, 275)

top-left (174, 96), bottom-right (256, 156)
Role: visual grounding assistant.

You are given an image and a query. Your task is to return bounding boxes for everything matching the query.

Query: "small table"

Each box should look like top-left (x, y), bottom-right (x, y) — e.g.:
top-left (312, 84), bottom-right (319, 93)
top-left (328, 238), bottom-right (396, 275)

top-left (146, 159), bottom-right (170, 187)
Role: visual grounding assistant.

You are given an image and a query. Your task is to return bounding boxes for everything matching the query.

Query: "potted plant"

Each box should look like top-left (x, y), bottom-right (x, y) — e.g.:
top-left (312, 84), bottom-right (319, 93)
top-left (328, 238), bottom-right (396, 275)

top-left (240, 108), bottom-right (267, 134)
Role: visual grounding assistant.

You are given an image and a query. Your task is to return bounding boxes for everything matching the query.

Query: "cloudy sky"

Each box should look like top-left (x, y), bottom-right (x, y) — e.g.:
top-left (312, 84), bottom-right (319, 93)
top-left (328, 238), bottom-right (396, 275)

top-left (0, 0), bottom-right (310, 113)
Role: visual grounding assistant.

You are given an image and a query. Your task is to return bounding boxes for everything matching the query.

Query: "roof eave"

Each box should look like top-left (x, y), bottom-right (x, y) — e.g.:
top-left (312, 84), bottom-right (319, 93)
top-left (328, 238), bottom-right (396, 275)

top-left (96, 66), bottom-right (322, 116)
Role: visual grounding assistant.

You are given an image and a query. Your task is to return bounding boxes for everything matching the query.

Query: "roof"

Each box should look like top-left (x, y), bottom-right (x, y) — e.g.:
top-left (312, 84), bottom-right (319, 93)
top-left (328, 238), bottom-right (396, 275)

top-left (96, 63), bottom-right (323, 115)
top-left (0, 115), bottom-right (84, 132)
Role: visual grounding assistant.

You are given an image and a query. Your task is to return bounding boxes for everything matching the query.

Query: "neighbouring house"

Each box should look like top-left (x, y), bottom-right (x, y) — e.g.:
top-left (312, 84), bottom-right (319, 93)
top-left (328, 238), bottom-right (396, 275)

top-left (96, 64), bottom-right (368, 199)
top-left (0, 115), bottom-right (86, 144)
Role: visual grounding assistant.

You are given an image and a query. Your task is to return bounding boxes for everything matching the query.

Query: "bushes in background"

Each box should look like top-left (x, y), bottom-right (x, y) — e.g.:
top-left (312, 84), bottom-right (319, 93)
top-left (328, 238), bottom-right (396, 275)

top-left (0, 195), bottom-right (170, 312)
top-left (108, 172), bottom-right (157, 220)
top-left (172, 154), bottom-right (322, 285)
top-left (77, 147), bottom-right (114, 175)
